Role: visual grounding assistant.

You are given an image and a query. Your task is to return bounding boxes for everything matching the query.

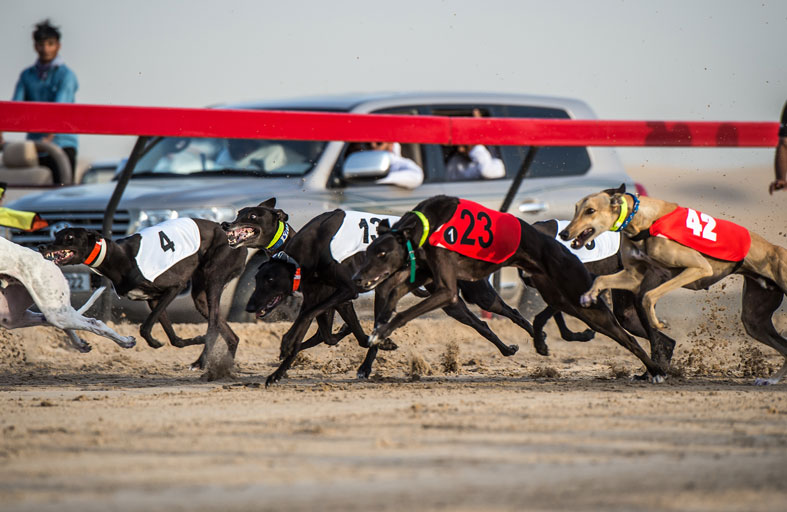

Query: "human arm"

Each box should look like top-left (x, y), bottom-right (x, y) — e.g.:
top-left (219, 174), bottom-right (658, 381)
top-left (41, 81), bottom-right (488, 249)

top-left (375, 153), bottom-right (424, 189)
top-left (770, 137), bottom-right (787, 194)
top-left (468, 145), bottom-right (505, 179)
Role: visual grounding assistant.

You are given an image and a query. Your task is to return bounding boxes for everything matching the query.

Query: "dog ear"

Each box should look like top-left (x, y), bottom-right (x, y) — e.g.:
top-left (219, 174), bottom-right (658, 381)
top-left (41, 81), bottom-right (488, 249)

top-left (616, 183), bottom-right (626, 194)
top-left (259, 198), bottom-right (276, 208)
top-left (376, 219), bottom-right (391, 235)
top-left (275, 209), bottom-right (288, 222)
top-left (603, 183), bottom-right (626, 197)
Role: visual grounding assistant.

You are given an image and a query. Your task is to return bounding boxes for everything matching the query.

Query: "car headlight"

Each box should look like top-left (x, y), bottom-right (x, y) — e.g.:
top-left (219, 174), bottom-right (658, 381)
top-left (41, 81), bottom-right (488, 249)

top-left (130, 207), bottom-right (237, 233)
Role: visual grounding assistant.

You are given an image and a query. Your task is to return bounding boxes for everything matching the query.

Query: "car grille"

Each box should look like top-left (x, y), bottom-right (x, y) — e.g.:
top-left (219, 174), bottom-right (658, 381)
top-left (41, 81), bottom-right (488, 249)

top-left (9, 210), bottom-right (132, 248)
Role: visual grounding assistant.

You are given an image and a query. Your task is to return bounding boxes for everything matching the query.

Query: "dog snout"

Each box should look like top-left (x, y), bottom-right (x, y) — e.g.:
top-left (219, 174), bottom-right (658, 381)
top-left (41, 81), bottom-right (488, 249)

top-left (558, 229), bottom-right (571, 241)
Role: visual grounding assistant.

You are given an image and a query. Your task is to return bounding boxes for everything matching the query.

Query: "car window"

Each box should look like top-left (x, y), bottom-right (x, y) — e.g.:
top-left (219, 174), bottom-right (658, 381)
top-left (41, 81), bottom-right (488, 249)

top-left (331, 106), bottom-right (436, 187)
top-left (495, 105), bottom-right (591, 179)
top-left (134, 137), bottom-right (326, 177)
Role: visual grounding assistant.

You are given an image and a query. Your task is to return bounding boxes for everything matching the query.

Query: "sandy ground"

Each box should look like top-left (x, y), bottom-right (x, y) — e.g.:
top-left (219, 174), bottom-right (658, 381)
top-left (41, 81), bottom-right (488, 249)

top-left (1, 165), bottom-right (786, 511)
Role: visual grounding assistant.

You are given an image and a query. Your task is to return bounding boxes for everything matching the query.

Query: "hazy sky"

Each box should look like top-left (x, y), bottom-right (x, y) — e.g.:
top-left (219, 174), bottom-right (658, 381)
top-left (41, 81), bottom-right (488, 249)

top-left (2, 0), bottom-right (786, 173)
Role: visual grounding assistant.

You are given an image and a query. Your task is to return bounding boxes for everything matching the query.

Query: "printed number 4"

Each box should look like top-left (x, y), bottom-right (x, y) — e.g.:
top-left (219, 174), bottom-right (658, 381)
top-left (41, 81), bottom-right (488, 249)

top-left (685, 208), bottom-right (717, 241)
top-left (159, 231), bottom-right (175, 252)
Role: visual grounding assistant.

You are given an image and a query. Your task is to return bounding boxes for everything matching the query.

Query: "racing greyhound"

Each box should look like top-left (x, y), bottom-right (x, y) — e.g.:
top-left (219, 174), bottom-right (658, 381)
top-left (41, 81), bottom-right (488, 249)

top-left (1, 236), bottom-right (135, 351)
top-left (224, 200), bottom-right (535, 385)
top-left (560, 184), bottom-right (787, 385)
top-left (40, 219), bottom-right (247, 372)
top-left (353, 195), bottom-right (667, 382)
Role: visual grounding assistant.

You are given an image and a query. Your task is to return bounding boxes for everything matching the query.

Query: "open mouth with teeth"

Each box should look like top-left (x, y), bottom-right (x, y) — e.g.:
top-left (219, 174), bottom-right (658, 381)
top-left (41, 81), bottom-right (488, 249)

top-left (570, 228), bottom-right (595, 250)
top-left (257, 294), bottom-right (283, 318)
top-left (43, 249), bottom-right (76, 265)
top-left (226, 226), bottom-right (260, 247)
top-left (359, 270), bottom-right (389, 291)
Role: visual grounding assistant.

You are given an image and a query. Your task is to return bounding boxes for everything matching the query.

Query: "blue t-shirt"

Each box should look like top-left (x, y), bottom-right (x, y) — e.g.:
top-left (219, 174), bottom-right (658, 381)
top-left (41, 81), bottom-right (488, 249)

top-left (12, 59), bottom-right (79, 150)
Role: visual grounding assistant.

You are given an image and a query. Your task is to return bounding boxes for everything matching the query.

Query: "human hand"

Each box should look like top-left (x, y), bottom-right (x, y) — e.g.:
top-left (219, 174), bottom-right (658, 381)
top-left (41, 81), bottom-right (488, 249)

top-left (769, 179), bottom-right (787, 195)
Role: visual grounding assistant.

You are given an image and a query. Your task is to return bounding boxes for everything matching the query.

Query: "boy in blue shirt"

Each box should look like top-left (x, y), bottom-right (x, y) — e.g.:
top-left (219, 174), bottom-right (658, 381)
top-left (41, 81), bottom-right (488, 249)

top-left (2, 20), bottom-right (79, 183)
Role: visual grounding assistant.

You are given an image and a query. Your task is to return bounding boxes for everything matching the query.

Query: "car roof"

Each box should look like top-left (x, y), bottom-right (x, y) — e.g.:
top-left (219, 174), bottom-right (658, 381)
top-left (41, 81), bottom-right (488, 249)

top-left (216, 91), bottom-right (595, 118)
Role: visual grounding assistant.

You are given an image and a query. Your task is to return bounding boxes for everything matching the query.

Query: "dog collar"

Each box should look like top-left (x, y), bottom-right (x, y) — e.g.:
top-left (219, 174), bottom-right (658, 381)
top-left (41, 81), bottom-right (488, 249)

top-left (611, 193), bottom-right (639, 232)
top-left (409, 210), bottom-right (430, 248)
top-left (83, 238), bottom-right (107, 268)
top-left (406, 240), bottom-right (416, 283)
top-left (272, 251), bottom-right (300, 291)
top-left (266, 221), bottom-right (289, 251)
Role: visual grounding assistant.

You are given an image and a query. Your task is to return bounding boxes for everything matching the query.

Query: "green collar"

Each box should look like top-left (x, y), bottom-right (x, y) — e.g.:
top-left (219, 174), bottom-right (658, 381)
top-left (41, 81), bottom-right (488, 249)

top-left (406, 240), bottom-right (416, 283)
top-left (410, 210), bottom-right (429, 248)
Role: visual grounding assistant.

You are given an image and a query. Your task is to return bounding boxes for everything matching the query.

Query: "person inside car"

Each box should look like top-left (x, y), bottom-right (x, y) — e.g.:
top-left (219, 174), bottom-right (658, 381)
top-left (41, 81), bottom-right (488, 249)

top-left (365, 141), bottom-right (424, 189)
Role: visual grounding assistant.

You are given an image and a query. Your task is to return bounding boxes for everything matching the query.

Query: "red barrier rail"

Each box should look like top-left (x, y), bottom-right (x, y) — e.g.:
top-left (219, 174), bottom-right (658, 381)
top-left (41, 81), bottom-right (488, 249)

top-left (0, 101), bottom-right (779, 147)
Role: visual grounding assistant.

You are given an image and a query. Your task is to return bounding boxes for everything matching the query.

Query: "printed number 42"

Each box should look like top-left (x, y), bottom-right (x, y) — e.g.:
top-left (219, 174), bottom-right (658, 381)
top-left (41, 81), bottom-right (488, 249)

top-left (685, 208), bottom-right (717, 241)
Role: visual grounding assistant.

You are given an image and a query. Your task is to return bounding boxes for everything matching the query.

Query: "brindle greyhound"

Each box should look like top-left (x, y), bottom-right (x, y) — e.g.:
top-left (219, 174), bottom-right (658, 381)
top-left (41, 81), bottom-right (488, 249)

top-left (40, 219), bottom-right (247, 372)
top-left (560, 184), bottom-right (787, 385)
top-left (222, 199), bottom-right (536, 385)
top-left (353, 195), bottom-right (667, 382)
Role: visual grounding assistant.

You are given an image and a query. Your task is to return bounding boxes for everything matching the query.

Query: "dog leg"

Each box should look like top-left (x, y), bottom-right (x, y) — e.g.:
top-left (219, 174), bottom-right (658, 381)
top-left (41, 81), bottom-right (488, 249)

top-left (580, 268), bottom-right (643, 308)
top-left (441, 299), bottom-right (519, 356)
top-left (552, 311), bottom-right (595, 342)
top-left (64, 329), bottom-right (92, 353)
top-left (641, 263), bottom-right (713, 330)
top-left (142, 288), bottom-right (182, 349)
top-left (458, 280), bottom-right (535, 338)
top-left (740, 276), bottom-right (787, 385)
top-left (531, 307), bottom-right (553, 355)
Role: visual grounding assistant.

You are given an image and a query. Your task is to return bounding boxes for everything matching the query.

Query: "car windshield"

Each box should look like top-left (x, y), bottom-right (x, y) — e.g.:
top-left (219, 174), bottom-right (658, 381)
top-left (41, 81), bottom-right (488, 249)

top-left (132, 137), bottom-right (327, 177)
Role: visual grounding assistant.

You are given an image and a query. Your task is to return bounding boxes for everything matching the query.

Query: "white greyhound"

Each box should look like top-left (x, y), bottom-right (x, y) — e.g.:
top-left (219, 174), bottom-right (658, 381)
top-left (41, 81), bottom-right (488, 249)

top-left (0, 236), bottom-right (135, 352)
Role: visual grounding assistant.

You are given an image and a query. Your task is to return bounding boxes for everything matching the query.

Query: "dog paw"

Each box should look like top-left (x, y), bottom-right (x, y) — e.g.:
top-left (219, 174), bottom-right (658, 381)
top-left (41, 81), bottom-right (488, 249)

top-left (503, 344), bottom-right (519, 357)
top-left (378, 338), bottom-right (398, 351)
top-left (534, 338), bottom-right (549, 357)
top-left (144, 338), bottom-right (164, 349)
top-left (650, 374), bottom-right (666, 384)
top-left (265, 372), bottom-right (284, 387)
top-left (356, 368), bottom-right (371, 379)
top-left (75, 342), bottom-right (92, 353)
top-left (118, 337), bottom-right (136, 349)
top-left (579, 292), bottom-right (596, 308)
top-left (754, 377), bottom-right (777, 386)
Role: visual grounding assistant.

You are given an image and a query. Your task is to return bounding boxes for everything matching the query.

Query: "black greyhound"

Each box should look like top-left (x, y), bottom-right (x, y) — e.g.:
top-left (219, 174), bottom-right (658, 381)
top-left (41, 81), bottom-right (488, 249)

top-left (352, 195), bottom-right (668, 382)
top-left (227, 201), bottom-right (536, 386)
top-left (40, 219), bottom-right (247, 372)
top-left (529, 219), bottom-right (678, 372)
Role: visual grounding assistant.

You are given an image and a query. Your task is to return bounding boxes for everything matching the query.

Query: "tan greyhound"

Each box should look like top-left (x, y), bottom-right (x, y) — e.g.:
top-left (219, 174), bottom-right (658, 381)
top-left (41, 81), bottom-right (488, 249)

top-left (559, 184), bottom-right (787, 385)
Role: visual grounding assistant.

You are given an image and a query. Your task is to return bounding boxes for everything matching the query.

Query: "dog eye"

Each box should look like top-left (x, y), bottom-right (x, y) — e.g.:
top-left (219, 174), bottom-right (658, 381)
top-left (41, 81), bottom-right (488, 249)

top-left (249, 214), bottom-right (256, 220)
top-left (585, 208), bottom-right (595, 215)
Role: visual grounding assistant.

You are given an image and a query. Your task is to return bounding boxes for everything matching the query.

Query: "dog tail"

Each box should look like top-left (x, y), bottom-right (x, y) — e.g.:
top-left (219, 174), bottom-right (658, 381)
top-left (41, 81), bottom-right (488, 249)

top-left (77, 286), bottom-right (107, 315)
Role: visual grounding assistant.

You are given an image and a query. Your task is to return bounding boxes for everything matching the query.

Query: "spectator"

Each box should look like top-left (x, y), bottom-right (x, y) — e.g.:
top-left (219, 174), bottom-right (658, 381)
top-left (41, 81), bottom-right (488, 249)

top-left (444, 108), bottom-right (505, 181)
top-left (3, 20), bottom-right (79, 183)
top-left (445, 143), bottom-right (506, 181)
top-left (367, 141), bottom-right (424, 189)
top-left (769, 101), bottom-right (787, 194)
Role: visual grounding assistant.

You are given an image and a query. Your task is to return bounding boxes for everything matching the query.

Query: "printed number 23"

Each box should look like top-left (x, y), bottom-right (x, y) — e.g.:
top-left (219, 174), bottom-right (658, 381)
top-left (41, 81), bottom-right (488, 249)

top-left (685, 208), bottom-right (717, 241)
top-left (159, 231), bottom-right (175, 252)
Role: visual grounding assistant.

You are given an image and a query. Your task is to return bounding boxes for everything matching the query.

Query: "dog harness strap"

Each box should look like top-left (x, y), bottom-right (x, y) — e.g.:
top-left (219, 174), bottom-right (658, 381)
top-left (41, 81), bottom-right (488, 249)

top-left (272, 251), bottom-right (301, 291)
top-left (629, 229), bottom-right (651, 242)
top-left (611, 193), bottom-right (639, 232)
top-left (83, 238), bottom-right (107, 268)
top-left (409, 210), bottom-right (430, 248)
top-left (266, 221), bottom-right (289, 250)
top-left (406, 240), bottom-right (416, 283)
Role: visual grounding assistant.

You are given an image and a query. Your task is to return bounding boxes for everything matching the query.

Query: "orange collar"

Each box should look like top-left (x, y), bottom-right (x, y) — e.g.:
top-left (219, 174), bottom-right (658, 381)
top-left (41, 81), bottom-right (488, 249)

top-left (83, 238), bottom-right (107, 267)
top-left (292, 266), bottom-right (301, 291)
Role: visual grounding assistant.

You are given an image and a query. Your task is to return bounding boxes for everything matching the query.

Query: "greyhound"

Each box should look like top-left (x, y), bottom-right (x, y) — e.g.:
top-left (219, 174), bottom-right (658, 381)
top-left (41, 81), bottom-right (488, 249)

top-left (353, 195), bottom-right (667, 382)
top-left (40, 218), bottom-right (247, 371)
top-left (227, 202), bottom-right (534, 385)
top-left (0, 236), bottom-right (135, 351)
top-left (560, 183), bottom-right (787, 385)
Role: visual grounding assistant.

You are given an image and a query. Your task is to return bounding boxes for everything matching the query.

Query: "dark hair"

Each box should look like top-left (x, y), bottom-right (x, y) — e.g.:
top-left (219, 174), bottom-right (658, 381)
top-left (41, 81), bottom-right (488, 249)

top-left (33, 19), bottom-right (61, 42)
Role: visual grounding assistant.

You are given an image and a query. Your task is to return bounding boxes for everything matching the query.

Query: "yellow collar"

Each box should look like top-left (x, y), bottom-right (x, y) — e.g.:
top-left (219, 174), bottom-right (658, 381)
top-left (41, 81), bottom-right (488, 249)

top-left (410, 210), bottom-right (429, 248)
top-left (610, 196), bottom-right (629, 232)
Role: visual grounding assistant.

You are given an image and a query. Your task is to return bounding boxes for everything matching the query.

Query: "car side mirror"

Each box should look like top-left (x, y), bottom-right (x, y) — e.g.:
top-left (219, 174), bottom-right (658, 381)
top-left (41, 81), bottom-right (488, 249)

top-left (341, 150), bottom-right (391, 181)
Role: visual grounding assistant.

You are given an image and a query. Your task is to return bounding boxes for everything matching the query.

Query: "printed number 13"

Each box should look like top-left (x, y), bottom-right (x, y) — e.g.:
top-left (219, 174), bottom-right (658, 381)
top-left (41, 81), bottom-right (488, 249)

top-left (685, 208), bottom-right (717, 241)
